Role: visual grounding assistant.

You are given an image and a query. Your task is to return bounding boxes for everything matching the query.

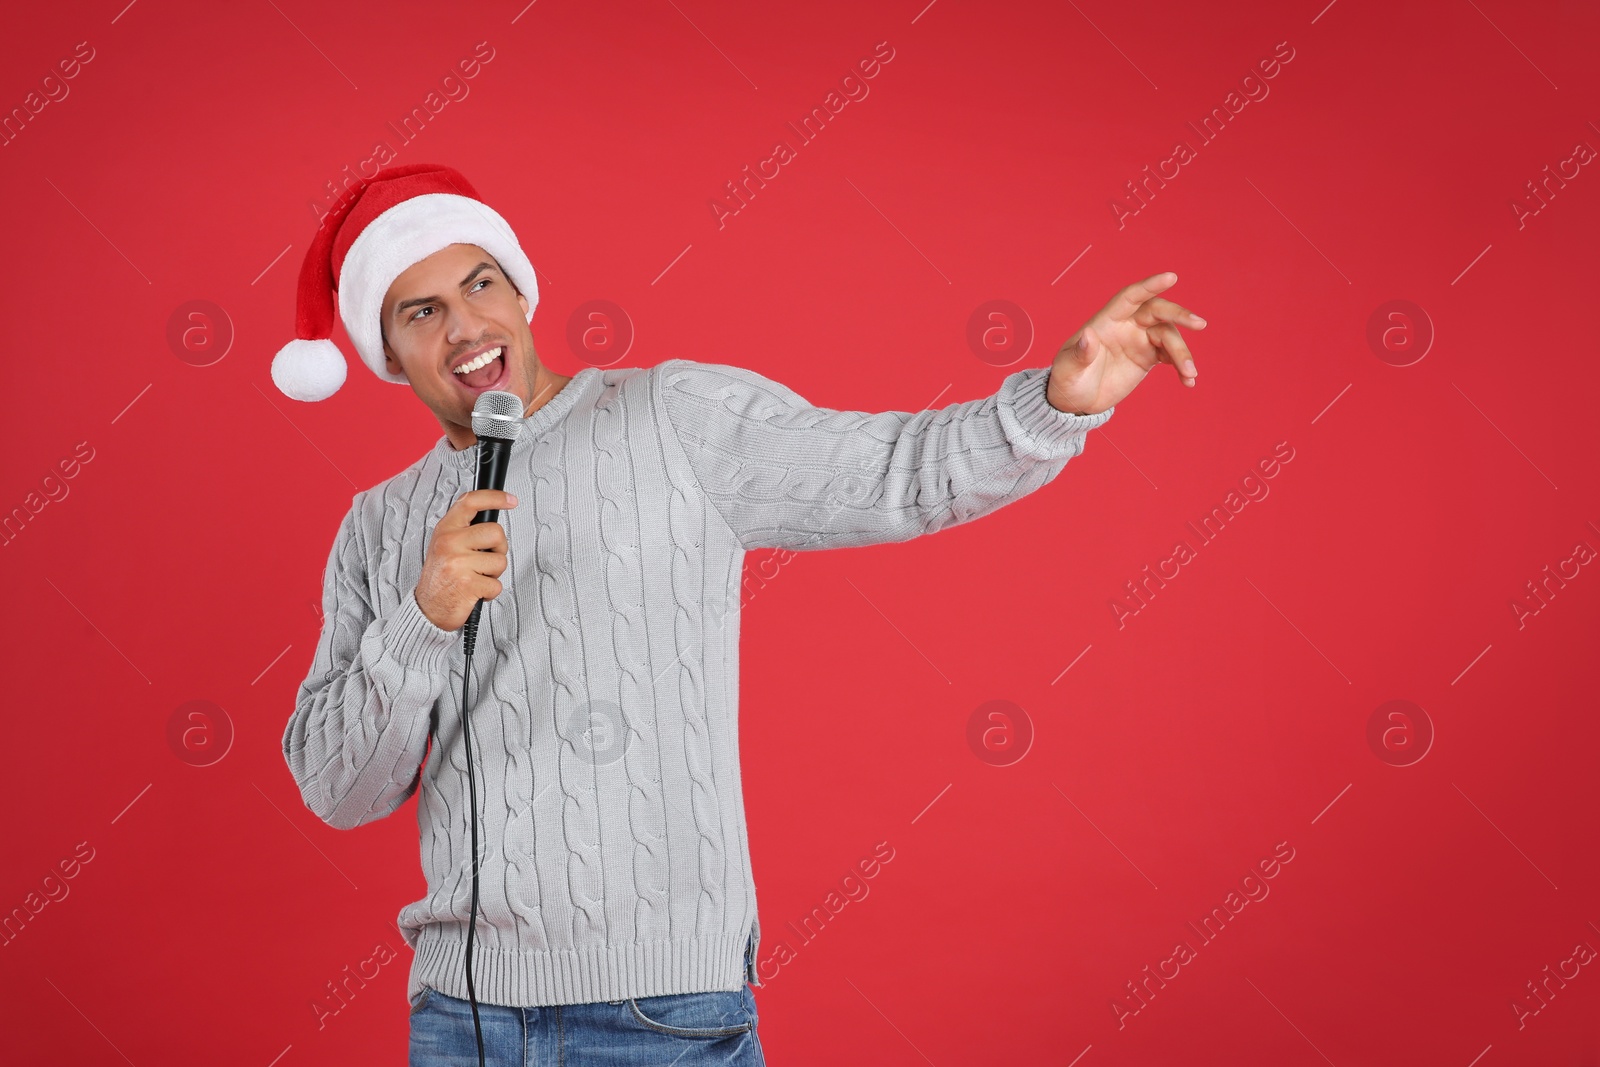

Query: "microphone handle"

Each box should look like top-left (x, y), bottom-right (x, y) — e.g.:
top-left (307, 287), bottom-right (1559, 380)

top-left (464, 436), bottom-right (514, 654)
top-left (469, 435), bottom-right (514, 526)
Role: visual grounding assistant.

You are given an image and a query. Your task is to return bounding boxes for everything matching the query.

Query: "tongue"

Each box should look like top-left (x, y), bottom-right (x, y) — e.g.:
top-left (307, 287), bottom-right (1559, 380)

top-left (458, 355), bottom-right (502, 389)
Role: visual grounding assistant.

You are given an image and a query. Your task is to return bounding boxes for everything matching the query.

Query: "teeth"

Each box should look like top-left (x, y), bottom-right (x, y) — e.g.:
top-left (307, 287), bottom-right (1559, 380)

top-left (453, 347), bottom-right (503, 375)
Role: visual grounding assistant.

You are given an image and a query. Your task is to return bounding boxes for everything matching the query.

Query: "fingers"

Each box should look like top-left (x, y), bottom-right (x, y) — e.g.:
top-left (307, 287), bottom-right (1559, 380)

top-left (1064, 324), bottom-right (1097, 363)
top-left (1149, 322), bottom-right (1197, 386)
top-left (440, 489), bottom-right (518, 528)
top-left (1106, 271), bottom-right (1179, 320)
top-left (473, 552), bottom-right (509, 579)
top-left (1133, 296), bottom-right (1207, 331)
top-left (455, 521), bottom-right (509, 554)
top-left (442, 525), bottom-right (508, 575)
top-left (444, 543), bottom-right (508, 579)
top-left (415, 492), bottom-right (518, 630)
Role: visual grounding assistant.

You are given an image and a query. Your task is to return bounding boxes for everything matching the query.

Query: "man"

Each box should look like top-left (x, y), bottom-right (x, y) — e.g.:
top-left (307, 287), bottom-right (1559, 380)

top-left (276, 165), bottom-right (1204, 1065)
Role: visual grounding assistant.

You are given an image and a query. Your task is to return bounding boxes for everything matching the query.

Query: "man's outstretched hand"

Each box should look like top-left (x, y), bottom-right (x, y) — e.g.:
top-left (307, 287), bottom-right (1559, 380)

top-left (1046, 272), bottom-right (1207, 416)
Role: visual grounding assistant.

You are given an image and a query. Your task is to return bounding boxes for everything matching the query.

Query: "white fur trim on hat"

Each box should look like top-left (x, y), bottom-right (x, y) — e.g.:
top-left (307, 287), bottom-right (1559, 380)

top-left (337, 193), bottom-right (540, 385)
top-left (272, 338), bottom-right (348, 403)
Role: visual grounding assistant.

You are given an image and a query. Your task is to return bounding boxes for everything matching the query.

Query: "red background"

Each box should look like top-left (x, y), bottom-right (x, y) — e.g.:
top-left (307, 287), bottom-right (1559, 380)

top-left (3, 0), bottom-right (1598, 1063)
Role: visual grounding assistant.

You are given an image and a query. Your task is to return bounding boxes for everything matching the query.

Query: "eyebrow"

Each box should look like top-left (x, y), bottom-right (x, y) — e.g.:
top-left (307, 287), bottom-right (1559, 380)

top-left (393, 261), bottom-right (499, 319)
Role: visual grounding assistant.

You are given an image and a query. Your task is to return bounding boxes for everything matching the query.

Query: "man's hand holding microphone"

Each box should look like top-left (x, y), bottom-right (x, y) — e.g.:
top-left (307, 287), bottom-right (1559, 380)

top-left (414, 489), bottom-right (518, 632)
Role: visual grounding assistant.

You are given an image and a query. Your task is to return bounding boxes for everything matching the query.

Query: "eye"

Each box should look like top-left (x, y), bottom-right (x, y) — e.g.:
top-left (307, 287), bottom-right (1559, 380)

top-left (406, 278), bottom-right (492, 323)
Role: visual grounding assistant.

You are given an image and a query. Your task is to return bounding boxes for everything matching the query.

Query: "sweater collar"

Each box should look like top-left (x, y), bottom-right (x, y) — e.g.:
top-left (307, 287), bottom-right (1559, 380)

top-left (432, 366), bottom-right (601, 470)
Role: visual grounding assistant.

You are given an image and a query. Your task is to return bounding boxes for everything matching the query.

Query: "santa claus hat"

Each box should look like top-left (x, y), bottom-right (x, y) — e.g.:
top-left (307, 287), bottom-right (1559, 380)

top-left (271, 163), bottom-right (540, 402)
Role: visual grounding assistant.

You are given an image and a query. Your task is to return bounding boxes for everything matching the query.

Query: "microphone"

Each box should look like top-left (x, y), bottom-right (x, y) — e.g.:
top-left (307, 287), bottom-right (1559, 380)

top-left (458, 389), bottom-right (522, 1067)
top-left (463, 389), bottom-right (522, 657)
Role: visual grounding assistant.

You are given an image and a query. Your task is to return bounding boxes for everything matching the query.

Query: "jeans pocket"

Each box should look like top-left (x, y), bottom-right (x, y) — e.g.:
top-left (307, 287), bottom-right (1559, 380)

top-left (408, 987), bottom-right (432, 1017)
top-left (626, 990), bottom-right (752, 1038)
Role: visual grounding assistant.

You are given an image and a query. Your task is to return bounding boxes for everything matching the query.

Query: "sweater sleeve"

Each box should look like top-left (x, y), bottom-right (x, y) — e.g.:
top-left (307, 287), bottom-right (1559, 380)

top-left (281, 499), bottom-right (458, 831)
top-left (655, 358), bottom-right (1114, 552)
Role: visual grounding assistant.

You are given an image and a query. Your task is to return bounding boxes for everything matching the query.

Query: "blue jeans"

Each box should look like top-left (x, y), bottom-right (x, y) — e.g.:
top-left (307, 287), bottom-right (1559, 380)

top-left (408, 983), bottom-right (766, 1066)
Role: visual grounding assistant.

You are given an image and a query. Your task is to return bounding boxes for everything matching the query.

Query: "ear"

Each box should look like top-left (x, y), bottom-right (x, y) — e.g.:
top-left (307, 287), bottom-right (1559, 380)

top-left (516, 289), bottom-right (529, 318)
top-left (381, 329), bottom-right (406, 379)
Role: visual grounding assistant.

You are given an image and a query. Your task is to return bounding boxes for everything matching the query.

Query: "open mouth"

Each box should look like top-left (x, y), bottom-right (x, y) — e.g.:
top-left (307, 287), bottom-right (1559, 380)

top-left (451, 345), bottom-right (510, 393)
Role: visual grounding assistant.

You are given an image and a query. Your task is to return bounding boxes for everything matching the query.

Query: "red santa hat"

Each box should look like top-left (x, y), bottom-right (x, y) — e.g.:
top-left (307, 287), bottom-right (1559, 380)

top-left (271, 163), bottom-right (540, 401)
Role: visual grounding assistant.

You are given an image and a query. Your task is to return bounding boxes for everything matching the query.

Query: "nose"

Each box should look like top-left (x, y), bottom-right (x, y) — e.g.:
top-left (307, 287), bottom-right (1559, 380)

top-left (446, 299), bottom-right (493, 347)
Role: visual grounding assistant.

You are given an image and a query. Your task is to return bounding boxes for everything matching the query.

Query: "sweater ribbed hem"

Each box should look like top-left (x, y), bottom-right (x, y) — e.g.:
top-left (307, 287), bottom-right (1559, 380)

top-left (408, 931), bottom-right (753, 1008)
top-left (381, 590), bottom-right (456, 674)
top-left (1001, 365), bottom-right (1114, 459)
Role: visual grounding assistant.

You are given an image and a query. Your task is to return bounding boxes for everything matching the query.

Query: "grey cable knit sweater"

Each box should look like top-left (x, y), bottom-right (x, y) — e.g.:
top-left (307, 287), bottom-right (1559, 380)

top-left (281, 358), bottom-right (1113, 1009)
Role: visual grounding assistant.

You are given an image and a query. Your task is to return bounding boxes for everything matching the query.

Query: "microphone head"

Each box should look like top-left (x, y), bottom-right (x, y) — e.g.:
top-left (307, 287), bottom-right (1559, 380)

top-left (471, 390), bottom-right (524, 442)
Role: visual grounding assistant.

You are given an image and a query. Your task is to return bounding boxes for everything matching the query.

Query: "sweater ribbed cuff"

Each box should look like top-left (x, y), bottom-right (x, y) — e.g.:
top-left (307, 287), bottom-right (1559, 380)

top-left (381, 590), bottom-right (457, 674)
top-left (999, 365), bottom-right (1114, 460)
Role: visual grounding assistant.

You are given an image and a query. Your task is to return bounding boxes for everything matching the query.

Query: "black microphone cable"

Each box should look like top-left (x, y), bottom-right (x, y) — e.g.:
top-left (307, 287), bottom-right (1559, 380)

top-left (461, 604), bottom-right (487, 1067)
top-left (454, 388), bottom-right (522, 1067)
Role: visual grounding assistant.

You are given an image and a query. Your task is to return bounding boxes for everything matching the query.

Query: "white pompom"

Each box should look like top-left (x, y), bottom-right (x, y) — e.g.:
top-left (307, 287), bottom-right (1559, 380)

top-left (271, 338), bottom-right (347, 402)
